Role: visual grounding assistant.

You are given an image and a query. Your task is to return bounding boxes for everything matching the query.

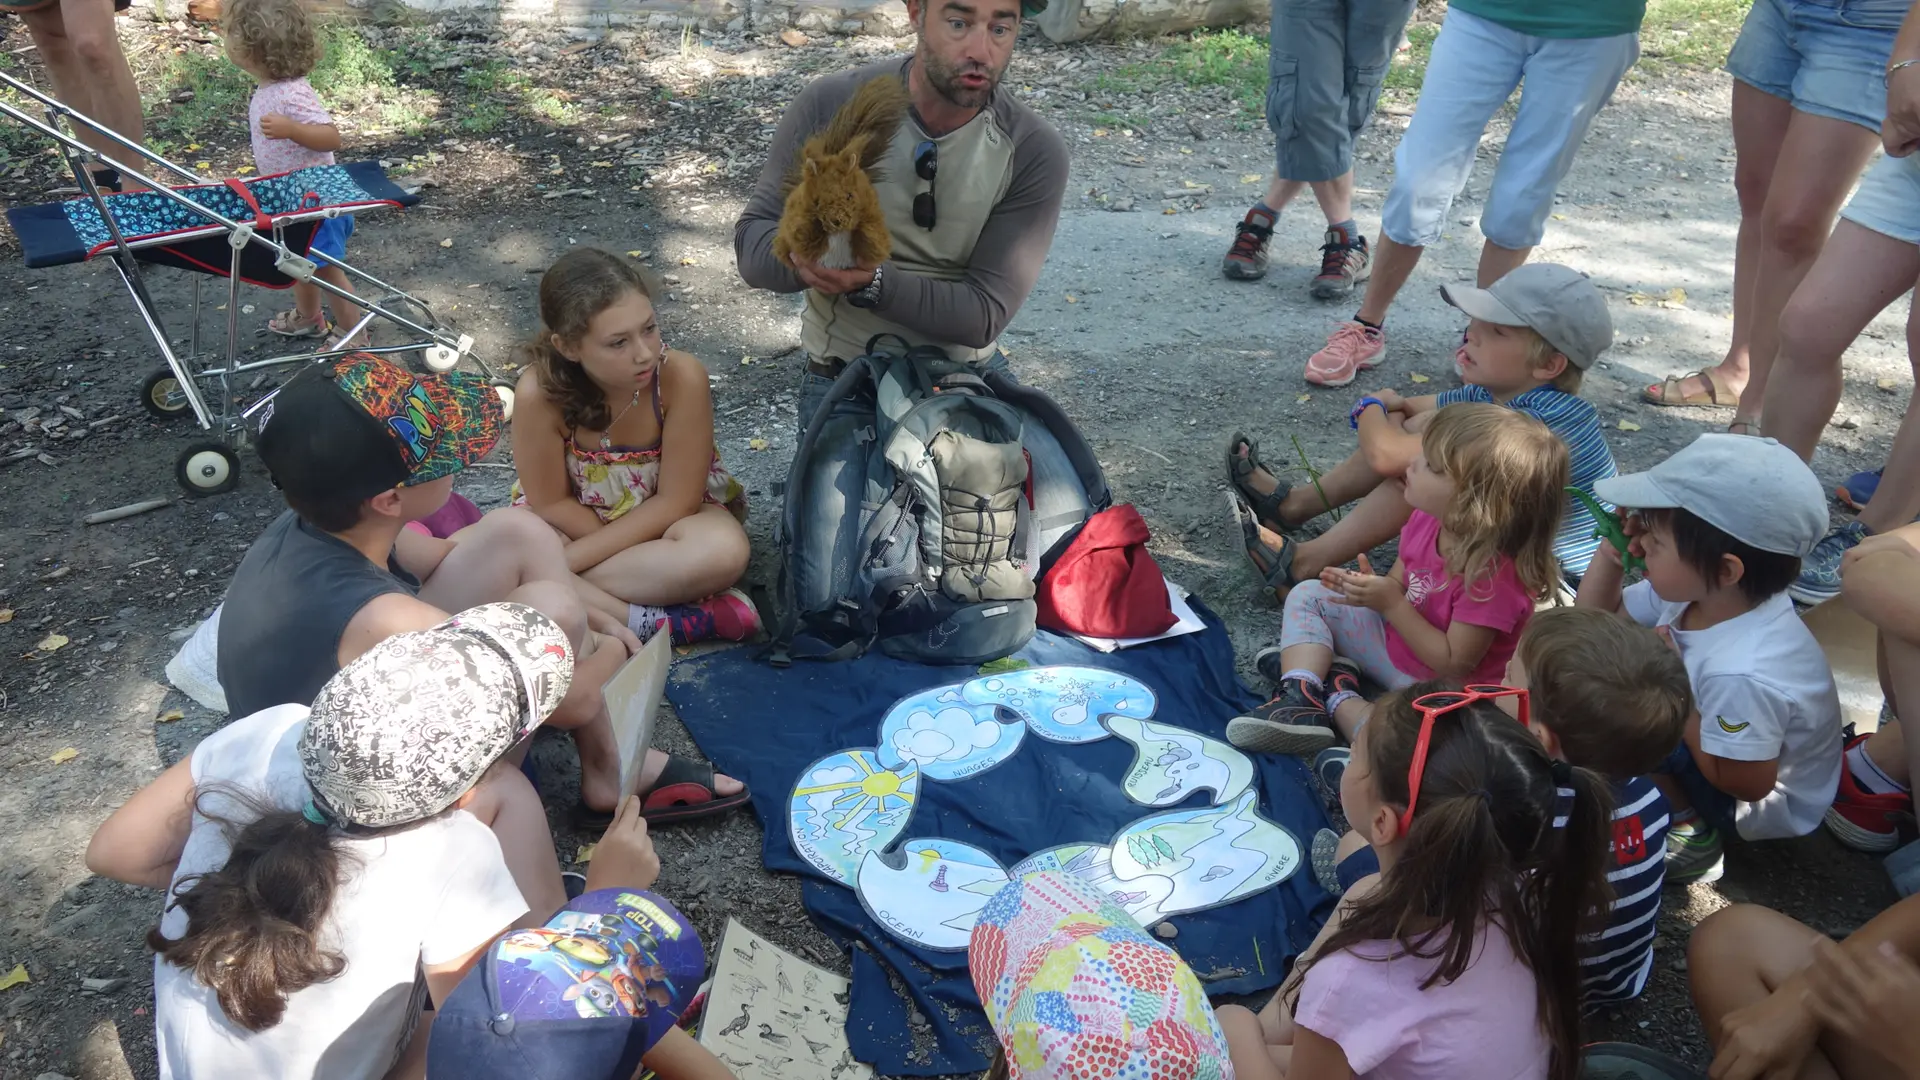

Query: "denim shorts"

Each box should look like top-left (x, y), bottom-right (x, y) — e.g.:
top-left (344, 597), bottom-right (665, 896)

top-left (308, 214), bottom-right (355, 263)
top-left (1659, 742), bottom-right (1739, 835)
top-left (1841, 150), bottom-right (1920, 244)
top-left (1726, 0), bottom-right (1905, 133)
top-left (1381, 8), bottom-right (1638, 250)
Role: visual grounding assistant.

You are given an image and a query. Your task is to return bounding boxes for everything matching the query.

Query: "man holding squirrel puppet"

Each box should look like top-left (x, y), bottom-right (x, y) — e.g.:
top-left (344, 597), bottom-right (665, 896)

top-left (733, 0), bottom-right (1070, 427)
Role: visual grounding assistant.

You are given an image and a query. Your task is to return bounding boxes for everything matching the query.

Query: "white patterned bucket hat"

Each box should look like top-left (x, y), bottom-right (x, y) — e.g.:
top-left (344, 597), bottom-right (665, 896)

top-left (300, 603), bottom-right (574, 828)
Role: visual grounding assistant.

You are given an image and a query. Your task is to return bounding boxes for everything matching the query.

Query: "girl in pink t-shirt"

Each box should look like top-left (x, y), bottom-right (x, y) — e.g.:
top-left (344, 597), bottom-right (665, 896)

top-left (1229, 403), bottom-right (1568, 755)
top-left (1216, 683), bottom-right (1615, 1080)
top-left (223, 0), bottom-right (363, 345)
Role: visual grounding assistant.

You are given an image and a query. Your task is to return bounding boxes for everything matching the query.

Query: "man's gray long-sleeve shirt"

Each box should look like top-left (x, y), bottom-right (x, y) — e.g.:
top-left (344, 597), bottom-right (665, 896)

top-left (734, 57), bottom-right (1070, 365)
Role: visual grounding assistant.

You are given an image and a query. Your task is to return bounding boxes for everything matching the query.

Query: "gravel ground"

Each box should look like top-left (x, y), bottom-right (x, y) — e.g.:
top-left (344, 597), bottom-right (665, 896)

top-left (0, 8), bottom-right (1904, 1077)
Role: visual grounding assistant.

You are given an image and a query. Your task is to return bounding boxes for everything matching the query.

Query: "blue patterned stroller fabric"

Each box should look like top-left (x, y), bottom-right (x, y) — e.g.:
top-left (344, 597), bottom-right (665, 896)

top-left (62, 164), bottom-right (389, 251)
top-left (7, 160), bottom-right (418, 276)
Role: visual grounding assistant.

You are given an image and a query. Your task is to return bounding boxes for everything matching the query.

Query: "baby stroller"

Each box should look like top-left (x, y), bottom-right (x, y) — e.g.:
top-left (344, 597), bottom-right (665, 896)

top-left (0, 70), bottom-right (507, 496)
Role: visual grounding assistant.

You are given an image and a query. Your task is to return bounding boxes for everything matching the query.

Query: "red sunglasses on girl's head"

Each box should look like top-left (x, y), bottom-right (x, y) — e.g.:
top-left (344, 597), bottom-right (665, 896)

top-left (1397, 684), bottom-right (1531, 835)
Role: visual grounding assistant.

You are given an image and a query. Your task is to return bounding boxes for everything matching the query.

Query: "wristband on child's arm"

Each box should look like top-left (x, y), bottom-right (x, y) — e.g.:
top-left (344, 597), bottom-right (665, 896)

top-left (1349, 396), bottom-right (1386, 430)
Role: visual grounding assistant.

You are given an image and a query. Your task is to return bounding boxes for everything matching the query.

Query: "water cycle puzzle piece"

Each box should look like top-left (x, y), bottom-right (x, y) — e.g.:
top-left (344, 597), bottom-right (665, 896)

top-left (789, 750), bottom-right (920, 888)
top-left (874, 684), bottom-right (1026, 782)
top-left (1008, 843), bottom-right (1176, 926)
top-left (1106, 716), bottom-right (1255, 807)
top-left (960, 666), bottom-right (1156, 743)
top-left (1108, 790), bottom-right (1302, 919)
top-left (856, 839), bottom-right (1010, 951)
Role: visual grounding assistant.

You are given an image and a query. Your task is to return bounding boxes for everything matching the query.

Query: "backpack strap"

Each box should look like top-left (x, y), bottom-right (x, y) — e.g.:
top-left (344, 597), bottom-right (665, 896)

top-left (770, 354), bottom-right (879, 665)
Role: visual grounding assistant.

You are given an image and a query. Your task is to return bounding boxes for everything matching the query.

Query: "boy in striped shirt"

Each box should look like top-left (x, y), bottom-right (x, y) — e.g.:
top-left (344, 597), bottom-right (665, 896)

top-left (1508, 606), bottom-right (1693, 1007)
top-left (1228, 263), bottom-right (1619, 597)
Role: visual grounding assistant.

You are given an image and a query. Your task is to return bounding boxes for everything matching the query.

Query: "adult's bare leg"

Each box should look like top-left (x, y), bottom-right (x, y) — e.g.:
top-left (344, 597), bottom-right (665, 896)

top-left (1655, 82), bottom-right (1792, 405)
top-left (1854, 298), bottom-right (1920, 536)
top-left (1762, 221), bottom-right (1920, 459)
top-left (19, 0), bottom-right (144, 161)
top-left (1690, 903), bottom-right (1901, 1080)
top-left (1731, 110), bottom-right (1885, 424)
top-left (1475, 240), bottom-right (1530, 288)
top-left (1353, 235), bottom-right (1424, 325)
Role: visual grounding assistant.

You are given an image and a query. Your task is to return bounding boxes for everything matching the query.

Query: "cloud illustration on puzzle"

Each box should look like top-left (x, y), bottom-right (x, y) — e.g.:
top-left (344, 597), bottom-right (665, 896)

top-left (805, 765), bottom-right (860, 814)
top-left (891, 707), bottom-right (1000, 764)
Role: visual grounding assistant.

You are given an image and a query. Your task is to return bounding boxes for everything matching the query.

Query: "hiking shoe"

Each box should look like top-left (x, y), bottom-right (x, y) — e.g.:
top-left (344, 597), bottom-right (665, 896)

top-left (1222, 208), bottom-right (1275, 281)
top-left (1226, 676), bottom-right (1338, 755)
top-left (1253, 647), bottom-right (1361, 695)
top-left (1310, 231), bottom-right (1370, 300)
top-left (1789, 521), bottom-right (1870, 605)
top-left (1306, 322), bottom-right (1385, 387)
top-left (1824, 734), bottom-right (1914, 853)
top-left (1313, 746), bottom-right (1350, 795)
top-left (1840, 468), bottom-right (1882, 512)
top-left (1309, 828), bottom-right (1345, 895)
top-left (1664, 824), bottom-right (1725, 885)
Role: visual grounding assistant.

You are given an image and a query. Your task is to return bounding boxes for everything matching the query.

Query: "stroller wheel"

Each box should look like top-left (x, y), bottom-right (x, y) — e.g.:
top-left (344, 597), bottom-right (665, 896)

top-left (141, 369), bottom-right (192, 419)
top-left (175, 442), bottom-right (240, 497)
top-left (424, 344), bottom-right (462, 372)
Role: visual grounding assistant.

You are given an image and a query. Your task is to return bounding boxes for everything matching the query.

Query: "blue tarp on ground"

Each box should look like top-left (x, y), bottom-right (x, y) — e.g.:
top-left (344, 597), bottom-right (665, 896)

top-left (668, 600), bottom-right (1335, 1075)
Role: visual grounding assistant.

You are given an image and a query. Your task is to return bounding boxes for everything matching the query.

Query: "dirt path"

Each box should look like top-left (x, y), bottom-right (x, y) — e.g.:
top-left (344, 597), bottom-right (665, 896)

top-left (0, 12), bottom-right (1904, 1077)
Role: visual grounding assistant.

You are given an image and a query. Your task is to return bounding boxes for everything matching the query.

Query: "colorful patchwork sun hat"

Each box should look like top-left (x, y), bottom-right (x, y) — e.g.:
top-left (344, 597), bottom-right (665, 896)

top-left (968, 871), bottom-right (1234, 1080)
top-left (256, 353), bottom-right (503, 503)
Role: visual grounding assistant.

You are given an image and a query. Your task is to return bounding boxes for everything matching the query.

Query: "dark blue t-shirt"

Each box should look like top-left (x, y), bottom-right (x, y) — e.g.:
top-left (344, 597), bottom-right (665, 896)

top-left (217, 510), bottom-right (419, 718)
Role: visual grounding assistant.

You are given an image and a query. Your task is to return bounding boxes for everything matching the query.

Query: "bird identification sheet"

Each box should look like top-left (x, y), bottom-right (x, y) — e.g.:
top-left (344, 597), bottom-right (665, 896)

top-left (698, 918), bottom-right (871, 1080)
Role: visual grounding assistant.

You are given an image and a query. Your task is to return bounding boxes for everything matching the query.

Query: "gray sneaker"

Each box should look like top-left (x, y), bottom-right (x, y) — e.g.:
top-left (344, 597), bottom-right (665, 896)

top-left (1664, 825), bottom-right (1725, 885)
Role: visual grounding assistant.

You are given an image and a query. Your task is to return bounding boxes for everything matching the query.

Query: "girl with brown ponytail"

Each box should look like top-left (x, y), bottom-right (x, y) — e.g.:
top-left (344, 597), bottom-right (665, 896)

top-left (1217, 679), bottom-right (1615, 1080)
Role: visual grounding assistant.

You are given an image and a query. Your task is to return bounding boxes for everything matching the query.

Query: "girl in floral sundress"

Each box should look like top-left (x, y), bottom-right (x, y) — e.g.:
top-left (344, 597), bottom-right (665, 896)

top-left (512, 248), bottom-right (757, 645)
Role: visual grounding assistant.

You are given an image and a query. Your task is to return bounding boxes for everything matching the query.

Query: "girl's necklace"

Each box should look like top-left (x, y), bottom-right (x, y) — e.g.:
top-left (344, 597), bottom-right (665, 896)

top-left (600, 390), bottom-right (641, 450)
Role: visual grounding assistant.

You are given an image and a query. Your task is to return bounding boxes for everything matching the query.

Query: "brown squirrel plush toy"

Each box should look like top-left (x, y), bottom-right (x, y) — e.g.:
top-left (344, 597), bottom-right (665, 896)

top-left (773, 74), bottom-right (909, 271)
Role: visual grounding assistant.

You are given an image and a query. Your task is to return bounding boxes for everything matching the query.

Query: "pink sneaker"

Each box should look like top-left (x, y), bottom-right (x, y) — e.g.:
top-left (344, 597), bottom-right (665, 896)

top-left (1305, 321), bottom-right (1385, 387)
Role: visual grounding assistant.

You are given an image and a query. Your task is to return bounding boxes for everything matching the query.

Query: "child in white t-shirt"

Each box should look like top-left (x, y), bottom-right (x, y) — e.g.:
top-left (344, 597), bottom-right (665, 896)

top-left (1578, 434), bottom-right (1842, 886)
top-left (85, 604), bottom-right (583, 1080)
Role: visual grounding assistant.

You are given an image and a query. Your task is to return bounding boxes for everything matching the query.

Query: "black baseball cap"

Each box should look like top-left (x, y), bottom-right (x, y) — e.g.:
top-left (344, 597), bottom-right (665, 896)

top-left (255, 355), bottom-right (503, 503)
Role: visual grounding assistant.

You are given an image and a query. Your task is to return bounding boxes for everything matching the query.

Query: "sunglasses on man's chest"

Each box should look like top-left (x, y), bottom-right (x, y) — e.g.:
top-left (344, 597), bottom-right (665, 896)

top-left (912, 139), bottom-right (937, 230)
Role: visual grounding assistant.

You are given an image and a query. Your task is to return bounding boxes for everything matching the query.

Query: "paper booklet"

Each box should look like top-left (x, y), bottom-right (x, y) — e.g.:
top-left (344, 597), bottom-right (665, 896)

top-left (697, 918), bottom-right (871, 1080)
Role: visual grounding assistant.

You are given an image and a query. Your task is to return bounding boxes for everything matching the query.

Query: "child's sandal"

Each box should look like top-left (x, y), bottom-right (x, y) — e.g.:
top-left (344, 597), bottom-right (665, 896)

top-left (267, 309), bottom-right (330, 339)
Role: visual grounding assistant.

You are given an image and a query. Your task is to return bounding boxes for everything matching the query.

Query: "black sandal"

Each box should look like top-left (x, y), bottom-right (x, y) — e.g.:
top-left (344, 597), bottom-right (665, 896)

top-left (1227, 491), bottom-right (1301, 594)
top-left (1224, 432), bottom-right (1293, 530)
top-left (571, 753), bottom-right (752, 830)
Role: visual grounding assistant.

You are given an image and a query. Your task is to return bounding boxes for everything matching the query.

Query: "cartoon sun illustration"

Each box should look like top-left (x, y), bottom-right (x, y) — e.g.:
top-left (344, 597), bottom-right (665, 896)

top-left (795, 754), bottom-right (920, 830)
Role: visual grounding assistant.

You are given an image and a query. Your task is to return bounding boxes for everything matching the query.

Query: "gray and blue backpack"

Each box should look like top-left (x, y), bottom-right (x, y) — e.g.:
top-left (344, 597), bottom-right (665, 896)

top-left (770, 340), bottom-right (1110, 665)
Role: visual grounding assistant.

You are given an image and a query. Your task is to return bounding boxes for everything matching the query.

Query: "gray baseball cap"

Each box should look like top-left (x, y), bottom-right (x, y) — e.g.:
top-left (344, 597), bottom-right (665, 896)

top-left (300, 603), bottom-right (575, 829)
top-left (1440, 263), bottom-right (1614, 370)
top-left (1594, 434), bottom-right (1828, 557)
